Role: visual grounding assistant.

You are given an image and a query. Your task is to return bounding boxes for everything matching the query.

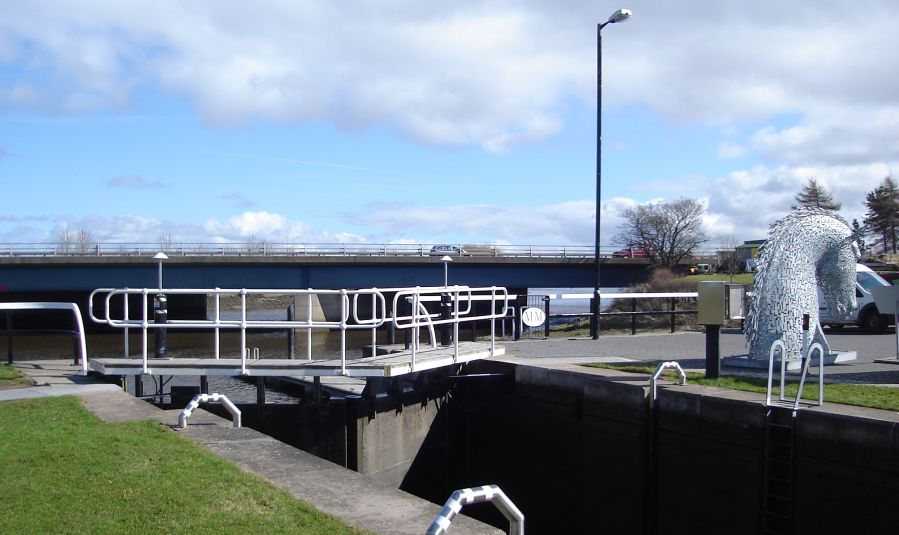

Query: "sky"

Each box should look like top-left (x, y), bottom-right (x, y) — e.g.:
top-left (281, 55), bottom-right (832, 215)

top-left (2, 0), bottom-right (898, 249)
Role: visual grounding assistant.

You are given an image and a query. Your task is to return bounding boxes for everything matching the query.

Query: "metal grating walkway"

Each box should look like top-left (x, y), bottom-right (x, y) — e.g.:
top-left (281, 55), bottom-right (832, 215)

top-left (90, 341), bottom-right (504, 378)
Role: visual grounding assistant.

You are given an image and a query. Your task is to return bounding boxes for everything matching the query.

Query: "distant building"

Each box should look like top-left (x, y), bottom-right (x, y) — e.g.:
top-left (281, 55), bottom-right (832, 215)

top-left (716, 239), bottom-right (765, 272)
top-left (735, 239), bottom-right (765, 262)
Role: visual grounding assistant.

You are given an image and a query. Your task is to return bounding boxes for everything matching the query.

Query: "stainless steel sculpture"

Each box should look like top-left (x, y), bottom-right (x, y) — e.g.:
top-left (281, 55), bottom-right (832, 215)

top-left (745, 208), bottom-right (859, 361)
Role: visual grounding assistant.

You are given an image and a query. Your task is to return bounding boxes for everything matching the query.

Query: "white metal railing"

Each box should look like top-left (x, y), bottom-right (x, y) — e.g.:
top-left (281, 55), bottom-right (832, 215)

top-left (0, 241), bottom-right (723, 260)
top-left (0, 302), bottom-right (89, 375)
top-left (650, 361), bottom-right (687, 408)
top-left (427, 484), bottom-right (524, 535)
top-left (554, 291), bottom-right (699, 300)
top-left (88, 285), bottom-right (510, 375)
top-left (178, 393), bottom-right (241, 429)
top-left (765, 338), bottom-right (826, 409)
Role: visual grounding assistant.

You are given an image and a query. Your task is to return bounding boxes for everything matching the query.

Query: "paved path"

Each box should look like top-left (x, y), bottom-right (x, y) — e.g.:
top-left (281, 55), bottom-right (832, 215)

top-left (501, 328), bottom-right (899, 386)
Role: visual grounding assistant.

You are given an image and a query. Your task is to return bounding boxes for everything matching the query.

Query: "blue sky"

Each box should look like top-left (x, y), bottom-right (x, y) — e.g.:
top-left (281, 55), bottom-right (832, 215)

top-left (3, 1), bottom-right (899, 248)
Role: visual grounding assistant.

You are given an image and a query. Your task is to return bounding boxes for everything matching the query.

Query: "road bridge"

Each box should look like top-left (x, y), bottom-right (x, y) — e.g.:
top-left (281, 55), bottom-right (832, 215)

top-left (0, 254), bottom-right (658, 331)
top-left (0, 254), bottom-right (654, 294)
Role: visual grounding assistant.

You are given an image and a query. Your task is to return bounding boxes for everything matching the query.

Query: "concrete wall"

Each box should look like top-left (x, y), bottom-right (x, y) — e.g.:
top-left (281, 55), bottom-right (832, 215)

top-left (353, 397), bottom-right (444, 487)
top-left (385, 360), bottom-right (899, 535)
top-left (233, 361), bottom-right (898, 534)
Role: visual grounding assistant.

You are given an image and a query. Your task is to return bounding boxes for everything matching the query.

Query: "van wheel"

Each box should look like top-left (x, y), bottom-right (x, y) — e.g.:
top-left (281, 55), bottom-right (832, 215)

top-left (861, 309), bottom-right (887, 333)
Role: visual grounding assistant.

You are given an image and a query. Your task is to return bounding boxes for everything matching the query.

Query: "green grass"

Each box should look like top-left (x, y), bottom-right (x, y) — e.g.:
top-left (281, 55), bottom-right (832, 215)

top-left (682, 273), bottom-right (754, 285)
top-left (586, 363), bottom-right (899, 411)
top-left (0, 396), bottom-right (369, 535)
top-left (0, 364), bottom-right (30, 385)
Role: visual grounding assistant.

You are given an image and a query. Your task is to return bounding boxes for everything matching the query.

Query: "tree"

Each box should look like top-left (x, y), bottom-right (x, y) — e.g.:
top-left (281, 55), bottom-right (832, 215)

top-left (56, 228), bottom-right (95, 254)
top-left (863, 175), bottom-right (899, 254)
top-left (158, 233), bottom-right (175, 252)
top-left (613, 198), bottom-right (710, 268)
top-left (851, 219), bottom-right (866, 257)
top-left (716, 235), bottom-right (743, 281)
top-left (792, 177), bottom-right (841, 211)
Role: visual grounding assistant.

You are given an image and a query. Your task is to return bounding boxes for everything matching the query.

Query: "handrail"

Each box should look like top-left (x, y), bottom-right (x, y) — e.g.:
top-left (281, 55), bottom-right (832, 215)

top-left (427, 484), bottom-right (524, 535)
top-left (649, 361), bottom-right (687, 408)
top-left (793, 342), bottom-right (825, 410)
top-left (0, 241), bottom-right (724, 260)
top-left (765, 340), bottom-right (787, 406)
top-left (0, 302), bottom-right (89, 375)
top-left (765, 339), bottom-right (825, 409)
top-left (177, 393), bottom-right (241, 429)
top-left (88, 285), bottom-right (510, 376)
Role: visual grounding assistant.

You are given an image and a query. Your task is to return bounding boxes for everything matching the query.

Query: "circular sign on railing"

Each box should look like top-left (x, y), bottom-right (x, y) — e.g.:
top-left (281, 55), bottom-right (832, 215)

top-left (521, 307), bottom-right (547, 327)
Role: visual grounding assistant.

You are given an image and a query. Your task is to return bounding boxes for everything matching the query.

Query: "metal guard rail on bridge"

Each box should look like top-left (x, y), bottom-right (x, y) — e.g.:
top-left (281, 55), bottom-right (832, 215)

top-left (88, 285), bottom-right (510, 376)
top-left (1, 241), bottom-right (720, 260)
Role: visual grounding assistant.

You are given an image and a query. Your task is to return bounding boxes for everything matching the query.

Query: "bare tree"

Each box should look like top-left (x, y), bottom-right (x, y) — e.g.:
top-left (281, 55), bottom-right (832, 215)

top-left (158, 233), bottom-right (175, 252)
top-left (74, 228), bottom-right (95, 254)
top-left (716, 235), bottom-right (742, 281)
top-left (244, 235), bottom-right (266, 255)
top-left (614, 198), bottom-right (710, 268)
top-left (56, 228), bottom-right (95, 255)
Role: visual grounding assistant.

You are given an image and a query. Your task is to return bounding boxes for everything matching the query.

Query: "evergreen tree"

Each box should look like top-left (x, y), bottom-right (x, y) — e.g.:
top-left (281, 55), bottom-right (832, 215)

top-left (792, 177), bottom-right (841, 210)
top-left (851, 218), bottom-right (866, 256)
top-left (863, 176), bottom-right (899, 254)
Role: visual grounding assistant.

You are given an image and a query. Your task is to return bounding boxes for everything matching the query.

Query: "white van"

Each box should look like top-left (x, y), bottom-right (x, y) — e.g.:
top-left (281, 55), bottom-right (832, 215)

top-left (819, 264), bottom-right (894, 332)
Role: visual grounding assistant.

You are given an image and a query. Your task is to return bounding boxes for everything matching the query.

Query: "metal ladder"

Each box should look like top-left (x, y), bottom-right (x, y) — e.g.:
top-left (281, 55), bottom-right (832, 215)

top-left (762, 407), bottom-right (795, 534)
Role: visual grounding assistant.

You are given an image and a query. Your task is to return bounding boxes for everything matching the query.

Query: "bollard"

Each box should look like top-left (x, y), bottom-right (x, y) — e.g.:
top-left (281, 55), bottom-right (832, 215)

top-left (544, 295), bottom-right (551, 338)
top-left (440, 293), bottom-right (452, 346)
top-left (705, 325), bottom-right (720, 379)
top-left (154, 293), bottom-right (168, 359)
top-left (6, 311), bottom-right (13, 365)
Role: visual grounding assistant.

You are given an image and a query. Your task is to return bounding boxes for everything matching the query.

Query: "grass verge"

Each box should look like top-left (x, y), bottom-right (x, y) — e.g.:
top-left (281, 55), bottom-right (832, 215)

top-left (0, 364), bottom-right (30, 386)
top-left (0, 396), bottom-right (369, 535)
top-left (586, 363), bottom-right (899, 412)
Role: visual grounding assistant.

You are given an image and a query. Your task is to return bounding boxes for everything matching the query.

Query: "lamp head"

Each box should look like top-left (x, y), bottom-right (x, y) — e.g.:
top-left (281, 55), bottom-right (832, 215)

top-left (153, 252), bottom-right (169, 261)
top-left (607, 8), bottom-right (632, 24)
top-left (440, 255), bottom-right (453, 263)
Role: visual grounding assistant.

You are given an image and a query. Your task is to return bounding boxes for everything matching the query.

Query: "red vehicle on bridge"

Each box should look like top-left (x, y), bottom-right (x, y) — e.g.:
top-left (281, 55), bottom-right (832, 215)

top-left (611, 243), bottom-right (650, 258)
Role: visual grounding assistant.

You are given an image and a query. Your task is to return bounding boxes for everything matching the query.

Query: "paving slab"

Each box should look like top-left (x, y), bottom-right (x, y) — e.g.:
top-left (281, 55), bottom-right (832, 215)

top-left (502, 329), bottom-right (899, 386)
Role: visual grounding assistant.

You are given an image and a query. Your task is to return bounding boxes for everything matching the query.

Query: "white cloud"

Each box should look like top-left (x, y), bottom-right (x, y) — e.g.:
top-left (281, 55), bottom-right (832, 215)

top-left (105, 175), bottom-right (165, 189)
top-left (6, 1), bottom-right (899, 249)
top-left (717, 142), bottom-right (746, 159)
top-left (205, 211), bottom-right (286, 239)
top-left (3, 1), bottom-right (899, 162)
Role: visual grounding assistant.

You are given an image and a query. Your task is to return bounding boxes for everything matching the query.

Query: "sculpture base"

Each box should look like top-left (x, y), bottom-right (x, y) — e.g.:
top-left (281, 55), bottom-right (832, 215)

top-left (724, 350), bottom-right (857, 371)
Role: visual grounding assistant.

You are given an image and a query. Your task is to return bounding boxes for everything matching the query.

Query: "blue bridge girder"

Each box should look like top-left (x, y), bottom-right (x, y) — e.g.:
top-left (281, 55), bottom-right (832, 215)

top-left (0, 255), bottom-right (653, 293)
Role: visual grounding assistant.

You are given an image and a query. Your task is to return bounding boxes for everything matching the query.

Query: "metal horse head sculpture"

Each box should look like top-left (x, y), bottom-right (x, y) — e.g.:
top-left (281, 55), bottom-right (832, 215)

top-left (745, 208), bottom-right (859, 361)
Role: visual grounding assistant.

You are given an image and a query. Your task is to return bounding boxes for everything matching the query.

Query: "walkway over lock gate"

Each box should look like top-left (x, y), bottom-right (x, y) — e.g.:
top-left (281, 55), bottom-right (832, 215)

top-left (86, 285), bottom-right (510, 378)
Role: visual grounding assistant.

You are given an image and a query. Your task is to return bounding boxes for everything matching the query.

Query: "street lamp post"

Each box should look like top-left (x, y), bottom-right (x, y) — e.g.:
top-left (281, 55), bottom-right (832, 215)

top-left (439, 255), bottom-right (454, 345)
top-left (153, 252), bottom-right (168, 289)
top-left (440, 255), bottom-right (453, 287)
top-left (152, 252), bottom-right (169, 360)
top-left (591, 8), bottom-right (632, 340)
